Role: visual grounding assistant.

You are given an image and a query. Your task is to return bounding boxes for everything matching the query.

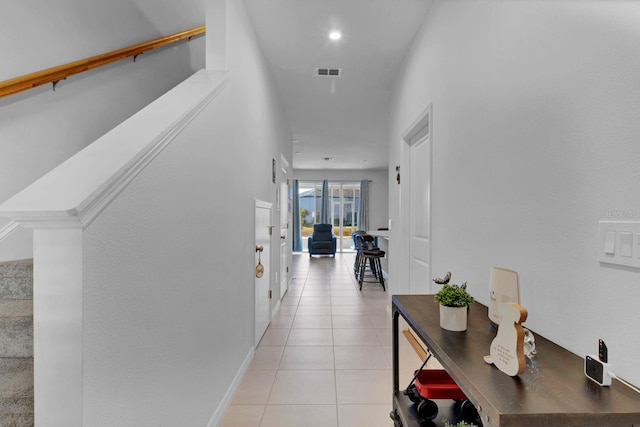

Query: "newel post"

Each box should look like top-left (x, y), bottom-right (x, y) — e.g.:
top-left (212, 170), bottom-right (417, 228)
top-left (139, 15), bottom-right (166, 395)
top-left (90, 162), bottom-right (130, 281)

top-left (32, 225), bottom-right (84, 427)
top-left (0, 211), bottom-right (86, 426)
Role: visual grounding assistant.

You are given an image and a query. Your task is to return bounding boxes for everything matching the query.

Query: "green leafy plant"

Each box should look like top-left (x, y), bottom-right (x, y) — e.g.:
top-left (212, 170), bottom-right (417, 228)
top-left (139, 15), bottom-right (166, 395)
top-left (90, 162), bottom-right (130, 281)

top-left (433, 272), bottom-right (474, 307)
top-left (443, 419), bottom-right (477, 427)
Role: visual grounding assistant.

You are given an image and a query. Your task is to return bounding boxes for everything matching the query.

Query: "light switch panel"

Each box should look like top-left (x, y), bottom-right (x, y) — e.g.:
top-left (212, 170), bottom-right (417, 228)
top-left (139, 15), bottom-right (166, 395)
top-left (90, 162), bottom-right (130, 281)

top-left (598, 221), bottom-right (640, 269)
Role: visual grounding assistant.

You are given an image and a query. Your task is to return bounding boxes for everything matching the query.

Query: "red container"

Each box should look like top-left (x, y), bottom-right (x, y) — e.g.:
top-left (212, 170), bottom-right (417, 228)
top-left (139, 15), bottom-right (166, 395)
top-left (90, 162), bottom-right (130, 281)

top-left (413, 369), bottom-right (467, 401)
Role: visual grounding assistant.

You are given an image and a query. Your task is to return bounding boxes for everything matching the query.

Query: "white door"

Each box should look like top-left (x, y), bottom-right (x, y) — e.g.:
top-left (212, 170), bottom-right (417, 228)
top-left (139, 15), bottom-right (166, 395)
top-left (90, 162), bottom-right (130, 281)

top-left (404, 105), bottom-right (432, 294)
top-left (255, 200), bottom-right (272, 345)
top-left (279, 180), bottom-right (289, 299)
top-left (409, 136), bottom-right (431, 293)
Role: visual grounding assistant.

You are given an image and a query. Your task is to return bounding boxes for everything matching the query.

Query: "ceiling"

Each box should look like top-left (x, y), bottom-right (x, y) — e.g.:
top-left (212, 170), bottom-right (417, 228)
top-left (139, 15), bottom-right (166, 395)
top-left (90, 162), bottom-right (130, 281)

top-left (243, 0), bottom-right (431, 170)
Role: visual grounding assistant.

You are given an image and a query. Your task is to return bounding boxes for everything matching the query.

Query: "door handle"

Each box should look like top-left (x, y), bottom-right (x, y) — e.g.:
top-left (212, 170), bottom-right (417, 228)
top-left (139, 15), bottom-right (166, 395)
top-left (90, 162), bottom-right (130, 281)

top-left (280, 235), bottom-right (286, 239)
top-left (256, 246), bottom-right (264, 252)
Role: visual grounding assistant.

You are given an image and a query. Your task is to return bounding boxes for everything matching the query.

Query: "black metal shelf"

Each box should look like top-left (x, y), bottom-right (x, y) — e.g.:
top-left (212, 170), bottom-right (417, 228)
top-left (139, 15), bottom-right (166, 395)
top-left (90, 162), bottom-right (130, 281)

top-left (392, 295), bottom-right (640, 427)
top-left (391, 391), bottom-right (422, 427)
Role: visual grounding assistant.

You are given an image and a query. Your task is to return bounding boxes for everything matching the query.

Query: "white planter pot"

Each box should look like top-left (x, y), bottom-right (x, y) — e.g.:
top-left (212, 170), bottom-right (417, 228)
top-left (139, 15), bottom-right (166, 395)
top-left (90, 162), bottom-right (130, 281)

top-left (439, 305), bottom-right (468, 331)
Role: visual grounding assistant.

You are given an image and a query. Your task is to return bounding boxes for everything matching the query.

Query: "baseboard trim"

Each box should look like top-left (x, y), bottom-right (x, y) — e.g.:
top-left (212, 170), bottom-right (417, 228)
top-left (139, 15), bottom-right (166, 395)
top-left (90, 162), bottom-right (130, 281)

top-left (206, 345), bottom-right (255, 427)
top-left (271, 299), bottom-right (281, 319)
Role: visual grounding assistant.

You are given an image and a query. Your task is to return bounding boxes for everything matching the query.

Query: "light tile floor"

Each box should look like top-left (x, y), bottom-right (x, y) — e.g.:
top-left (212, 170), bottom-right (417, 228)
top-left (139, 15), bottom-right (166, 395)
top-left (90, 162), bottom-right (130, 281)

top-left (220, 253), bottom-right (436, 427)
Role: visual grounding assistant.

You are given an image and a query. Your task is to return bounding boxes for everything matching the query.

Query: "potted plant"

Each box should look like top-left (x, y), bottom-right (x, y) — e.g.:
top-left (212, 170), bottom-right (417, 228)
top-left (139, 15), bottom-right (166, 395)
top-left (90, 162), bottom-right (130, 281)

top-left (433, 272), bottom-right (474, 331)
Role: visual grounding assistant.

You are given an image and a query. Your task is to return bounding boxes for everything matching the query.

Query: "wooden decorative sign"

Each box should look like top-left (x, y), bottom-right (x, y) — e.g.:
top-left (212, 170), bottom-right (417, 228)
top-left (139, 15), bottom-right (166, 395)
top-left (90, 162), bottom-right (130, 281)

top-left (489, 302), bottom-right (528, 376)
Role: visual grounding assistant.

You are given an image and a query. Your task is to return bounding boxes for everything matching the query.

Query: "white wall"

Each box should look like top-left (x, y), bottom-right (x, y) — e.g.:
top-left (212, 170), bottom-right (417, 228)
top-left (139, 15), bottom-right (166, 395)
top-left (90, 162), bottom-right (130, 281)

top-left (294, 169), bottom-right (389, 232)
top-left (389, 0), bottom-right (640, 386)
top-left (224, 0), bottom-right (293, 319)
top-left (0, 0), bottom-right (205, 261)
top-left (80, 1), bottom-right (291, 425)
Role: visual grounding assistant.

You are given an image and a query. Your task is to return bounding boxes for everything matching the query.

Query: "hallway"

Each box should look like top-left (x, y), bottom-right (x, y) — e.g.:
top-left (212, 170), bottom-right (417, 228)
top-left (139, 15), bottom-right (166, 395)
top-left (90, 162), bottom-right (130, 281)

top-left (220, 253), bottom-right (424, 427)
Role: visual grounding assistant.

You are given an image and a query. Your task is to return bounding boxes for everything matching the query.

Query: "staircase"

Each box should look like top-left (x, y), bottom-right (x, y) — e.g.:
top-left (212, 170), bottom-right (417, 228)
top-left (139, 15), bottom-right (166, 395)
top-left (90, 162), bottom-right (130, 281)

top-left (0, 259), bottom-right (34, 427)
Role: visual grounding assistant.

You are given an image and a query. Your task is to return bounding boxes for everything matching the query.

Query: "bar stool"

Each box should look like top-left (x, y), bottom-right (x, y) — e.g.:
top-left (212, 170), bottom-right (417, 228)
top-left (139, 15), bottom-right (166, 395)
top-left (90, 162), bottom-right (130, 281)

top-left (355, 234), bottom-right (385, 291)
top-left (352, 231), bottom-right (368, 276)
top-left (353, 232), bottom-right (374, 278)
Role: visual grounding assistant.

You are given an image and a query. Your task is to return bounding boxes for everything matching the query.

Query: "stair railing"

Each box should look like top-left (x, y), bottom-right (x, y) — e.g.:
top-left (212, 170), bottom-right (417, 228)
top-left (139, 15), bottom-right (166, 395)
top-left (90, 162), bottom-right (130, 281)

top-left (0, 25), bottom-right (205, 99)
top-left (0, 221), bottom-right (20, 242)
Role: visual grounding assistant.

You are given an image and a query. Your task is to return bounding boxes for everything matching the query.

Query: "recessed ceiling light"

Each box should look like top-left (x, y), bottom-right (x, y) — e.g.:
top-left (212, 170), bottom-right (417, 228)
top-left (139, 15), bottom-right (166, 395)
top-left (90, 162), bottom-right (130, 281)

top-left (295, 151), bottom-right (302, 155)
top-left (292, 139), bottom-right (298, 143)
top-left (361, 159), bottom-right (367, 162)
top-left (329, 31), bottom-right (342, 41)
top-left (321, 156), bottom-right (335, 161)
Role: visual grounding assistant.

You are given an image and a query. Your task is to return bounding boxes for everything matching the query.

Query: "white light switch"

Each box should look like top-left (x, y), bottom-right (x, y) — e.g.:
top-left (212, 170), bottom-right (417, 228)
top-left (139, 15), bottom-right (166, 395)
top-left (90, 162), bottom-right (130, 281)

top-left (620, 232), bottom-right (633, 257)
top-left (598, 221), bottom-right (640, 269)
top-left (604, 230), bottom-right (616, 255)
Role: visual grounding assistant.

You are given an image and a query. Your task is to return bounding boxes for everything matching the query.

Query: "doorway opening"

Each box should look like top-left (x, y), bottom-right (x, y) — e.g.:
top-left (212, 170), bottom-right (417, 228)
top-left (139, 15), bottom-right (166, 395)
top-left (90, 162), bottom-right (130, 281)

top-left (298, 181), bottom-right (361, 253)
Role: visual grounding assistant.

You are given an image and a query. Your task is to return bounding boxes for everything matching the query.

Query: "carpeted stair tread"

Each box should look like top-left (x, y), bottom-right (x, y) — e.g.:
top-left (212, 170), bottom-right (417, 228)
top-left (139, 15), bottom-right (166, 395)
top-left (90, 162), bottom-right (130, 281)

top-left (0, 317), bottom-right (33, 358)
top-left (0, 300), bottom-right (32, 318)
top-left (0, 298), bottom-right (33, 359)
top-left (0, 260), bottom-right (34, 426)
top-left (0, 413), bottom-right (34, 427)
top-left (0, 260), bottom-right (33, 300)
top-left (0, 358), bottom-right (33, 414)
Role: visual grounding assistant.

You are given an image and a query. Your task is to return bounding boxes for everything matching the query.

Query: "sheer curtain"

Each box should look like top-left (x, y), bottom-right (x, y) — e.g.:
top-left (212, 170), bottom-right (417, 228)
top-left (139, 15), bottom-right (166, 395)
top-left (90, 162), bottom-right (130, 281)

top-left (320, 179), bottom-right (330, 224)
top-left (358, 180), bottom-right (369, 231)
top-left (292, 179), bottom-right (302, 252)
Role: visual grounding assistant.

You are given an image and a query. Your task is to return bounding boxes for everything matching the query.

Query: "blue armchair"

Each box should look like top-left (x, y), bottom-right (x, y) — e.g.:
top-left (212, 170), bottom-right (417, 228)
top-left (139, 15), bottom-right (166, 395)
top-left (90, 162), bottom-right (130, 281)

top-left (308, 224), bottom-right (337, 257)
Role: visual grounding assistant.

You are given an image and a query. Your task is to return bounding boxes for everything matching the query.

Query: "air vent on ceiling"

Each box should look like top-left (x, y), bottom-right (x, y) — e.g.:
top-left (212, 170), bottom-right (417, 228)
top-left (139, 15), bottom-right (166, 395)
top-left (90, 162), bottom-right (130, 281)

top-left (316, 68), bottom-right (342, 77)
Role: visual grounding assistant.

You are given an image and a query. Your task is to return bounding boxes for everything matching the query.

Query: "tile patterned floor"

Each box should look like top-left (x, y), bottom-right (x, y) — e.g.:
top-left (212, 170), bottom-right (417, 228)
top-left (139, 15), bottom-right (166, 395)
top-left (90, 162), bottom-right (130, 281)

top-left (220, 253), bottom-right (435, 427)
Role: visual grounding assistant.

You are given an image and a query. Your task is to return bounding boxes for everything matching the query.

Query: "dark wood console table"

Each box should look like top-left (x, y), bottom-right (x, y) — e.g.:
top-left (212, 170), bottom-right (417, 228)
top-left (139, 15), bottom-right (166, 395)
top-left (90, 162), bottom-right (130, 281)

top-left (392, 295), bottom-right (640, 427)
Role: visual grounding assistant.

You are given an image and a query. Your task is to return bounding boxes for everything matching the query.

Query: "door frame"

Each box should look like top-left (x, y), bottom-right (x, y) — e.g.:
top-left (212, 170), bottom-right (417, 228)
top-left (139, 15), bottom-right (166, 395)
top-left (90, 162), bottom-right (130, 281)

top-left (278, 153), bottom-right (290, 303)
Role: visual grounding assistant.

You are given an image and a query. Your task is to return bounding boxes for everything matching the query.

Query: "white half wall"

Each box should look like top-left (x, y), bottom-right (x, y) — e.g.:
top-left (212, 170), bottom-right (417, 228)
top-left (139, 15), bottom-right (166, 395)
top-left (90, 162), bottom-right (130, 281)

top-left (82, 85), bottom-right (246, 426)
top-left (389, 0), bottom-right (640, 387)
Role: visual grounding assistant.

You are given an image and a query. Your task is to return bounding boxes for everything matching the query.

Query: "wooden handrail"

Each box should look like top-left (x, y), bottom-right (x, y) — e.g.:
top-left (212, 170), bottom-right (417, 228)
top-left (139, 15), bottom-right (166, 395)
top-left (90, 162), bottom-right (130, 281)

top-left (0, 25), bottom-right (205, 99)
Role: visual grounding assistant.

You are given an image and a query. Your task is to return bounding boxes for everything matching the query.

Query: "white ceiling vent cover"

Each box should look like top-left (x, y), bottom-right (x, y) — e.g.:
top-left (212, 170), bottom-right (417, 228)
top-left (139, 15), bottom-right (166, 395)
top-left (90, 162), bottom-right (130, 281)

top-left (315, 68), bottom-right (342, 77)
